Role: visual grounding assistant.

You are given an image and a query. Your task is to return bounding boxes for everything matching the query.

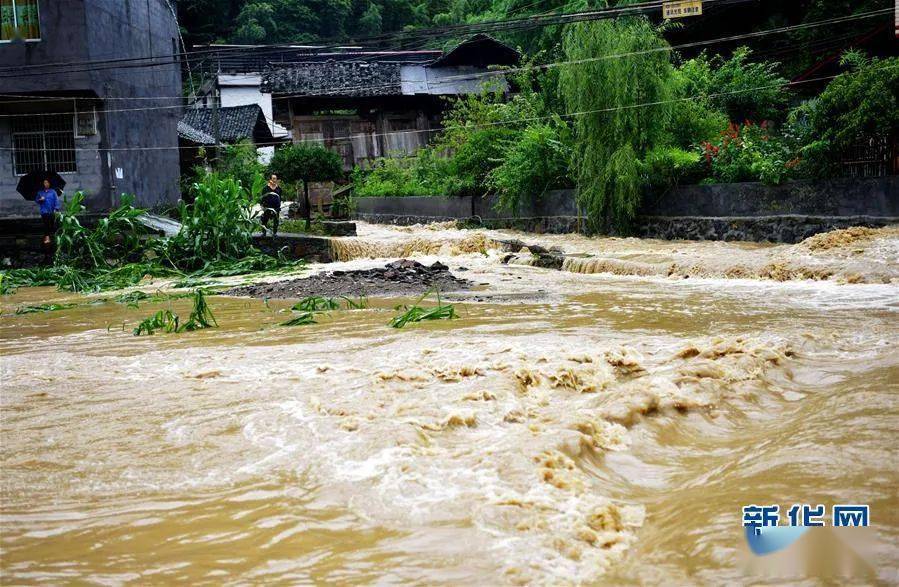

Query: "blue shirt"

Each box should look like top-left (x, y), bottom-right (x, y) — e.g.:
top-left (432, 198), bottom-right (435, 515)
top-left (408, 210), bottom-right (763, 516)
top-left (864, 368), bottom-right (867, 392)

top-left (36, 188), bottom-right (59, 215)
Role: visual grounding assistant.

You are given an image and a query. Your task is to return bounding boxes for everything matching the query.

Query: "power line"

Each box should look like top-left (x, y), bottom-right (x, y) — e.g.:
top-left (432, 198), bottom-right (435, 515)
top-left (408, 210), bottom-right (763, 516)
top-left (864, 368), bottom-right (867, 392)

top-left (0, 0), bottom-right (755, 77)
top-left (0, 8), bottom-right (890, 116)
top-left (5, 65), bottom-right (895, 154)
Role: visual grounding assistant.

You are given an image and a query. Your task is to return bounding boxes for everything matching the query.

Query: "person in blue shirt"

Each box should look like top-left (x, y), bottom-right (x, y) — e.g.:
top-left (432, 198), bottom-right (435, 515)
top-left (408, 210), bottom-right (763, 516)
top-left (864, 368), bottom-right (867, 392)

top-left (35, 179), bottom-right (60, 245)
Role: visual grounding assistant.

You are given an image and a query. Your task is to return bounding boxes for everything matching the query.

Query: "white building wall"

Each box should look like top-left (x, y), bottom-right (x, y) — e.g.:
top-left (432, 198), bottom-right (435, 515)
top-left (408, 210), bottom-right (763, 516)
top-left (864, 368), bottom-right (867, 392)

top-left (218, 74), bottom-right (289, 164)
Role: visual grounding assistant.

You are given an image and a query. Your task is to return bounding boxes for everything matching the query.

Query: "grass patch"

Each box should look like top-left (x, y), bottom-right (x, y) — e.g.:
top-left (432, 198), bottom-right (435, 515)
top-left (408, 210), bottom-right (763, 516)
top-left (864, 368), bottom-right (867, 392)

top-left (389, 290), bottom-right (457, 328)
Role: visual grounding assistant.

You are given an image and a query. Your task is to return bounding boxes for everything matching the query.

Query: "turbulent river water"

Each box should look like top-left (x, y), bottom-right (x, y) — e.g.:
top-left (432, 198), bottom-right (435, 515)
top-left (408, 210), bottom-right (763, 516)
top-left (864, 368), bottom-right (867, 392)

top-left (2, 223), bottom-right (898, 585)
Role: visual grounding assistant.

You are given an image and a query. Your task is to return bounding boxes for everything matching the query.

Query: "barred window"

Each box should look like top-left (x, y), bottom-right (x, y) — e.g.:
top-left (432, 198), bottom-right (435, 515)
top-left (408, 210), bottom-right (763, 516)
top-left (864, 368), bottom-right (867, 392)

top-left (12, 114), bottom-right (77, 175)
top-left (1, 0), bottom-right (41, 41)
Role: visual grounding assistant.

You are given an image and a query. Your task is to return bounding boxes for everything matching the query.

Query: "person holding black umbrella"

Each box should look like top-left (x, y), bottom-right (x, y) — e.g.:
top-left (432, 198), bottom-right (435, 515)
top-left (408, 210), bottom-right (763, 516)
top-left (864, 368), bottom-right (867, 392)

top-left (36, 179), bottom-right (60, 245)
top-left (16, 170), bottom-right (66, 247)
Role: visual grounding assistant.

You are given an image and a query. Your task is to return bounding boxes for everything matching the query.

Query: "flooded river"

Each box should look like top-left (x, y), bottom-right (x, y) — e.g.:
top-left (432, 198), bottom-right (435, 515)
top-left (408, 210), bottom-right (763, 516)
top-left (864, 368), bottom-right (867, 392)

top-left (2, 223), bottom-right (897, 584)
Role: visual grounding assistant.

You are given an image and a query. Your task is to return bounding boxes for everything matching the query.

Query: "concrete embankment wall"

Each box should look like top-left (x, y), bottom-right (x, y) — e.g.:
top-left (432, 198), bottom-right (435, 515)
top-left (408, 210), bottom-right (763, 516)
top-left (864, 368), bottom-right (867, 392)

top-left (353, 176), bottom-right (899, 242)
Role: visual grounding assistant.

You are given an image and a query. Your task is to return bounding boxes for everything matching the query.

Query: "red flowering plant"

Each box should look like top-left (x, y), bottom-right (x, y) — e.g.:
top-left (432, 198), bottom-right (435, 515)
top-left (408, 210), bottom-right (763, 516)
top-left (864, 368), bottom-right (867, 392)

top-left (699, 120), bottom-right (803, 185)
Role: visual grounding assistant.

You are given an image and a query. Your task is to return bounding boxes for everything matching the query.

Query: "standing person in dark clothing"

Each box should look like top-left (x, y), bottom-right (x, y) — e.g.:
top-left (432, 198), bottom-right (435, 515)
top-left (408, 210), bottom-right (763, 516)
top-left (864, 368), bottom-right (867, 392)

top-left (35, 179), bottom-right (60, 245)
top-left (260, 174), bottom-right (282, 236)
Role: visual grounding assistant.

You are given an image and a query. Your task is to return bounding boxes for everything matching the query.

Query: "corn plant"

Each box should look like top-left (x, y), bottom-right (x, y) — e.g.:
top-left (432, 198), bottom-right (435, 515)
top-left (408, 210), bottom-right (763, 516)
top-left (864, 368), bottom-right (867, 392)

top-left (133, 309), bottom-right (180, 335)
top-left (169, 173), bottom-right (263, 269)
top-left (180, 289), bottom-right (218, 331)
top-left (389, 290), bottom-right (458, 328)
top-left (292, 296), bottom-right (342, 312)
top-left (132, 290), bottom-right (217, 335)
top-left (55, 192), bottom-right (147, 269)
top-left (281, 312), bottom-right (317, 326)
top-left (341, 295), bottom-right (368, 309)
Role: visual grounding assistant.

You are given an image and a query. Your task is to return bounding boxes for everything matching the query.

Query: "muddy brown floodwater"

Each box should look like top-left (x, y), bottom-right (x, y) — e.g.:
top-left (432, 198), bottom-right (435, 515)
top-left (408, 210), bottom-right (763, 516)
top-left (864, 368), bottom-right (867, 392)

top-left (2, 223), bottom-right (898, 585)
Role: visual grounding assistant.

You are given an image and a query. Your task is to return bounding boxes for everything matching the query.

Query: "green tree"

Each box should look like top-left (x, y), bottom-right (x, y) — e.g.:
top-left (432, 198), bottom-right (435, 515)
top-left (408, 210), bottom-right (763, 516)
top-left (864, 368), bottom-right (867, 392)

top-left (488, 122), bottom-right (571, 214)
top-left (217, 140), bottom-right (267, 192)
top-left (269, 143), bottom-right (344, 226)
top-left (679, 48), bottom-right (789, 123)
top-left (559, 6), bottom-right (674, 232)
top-left (800, 52), bottom-right (899, 176)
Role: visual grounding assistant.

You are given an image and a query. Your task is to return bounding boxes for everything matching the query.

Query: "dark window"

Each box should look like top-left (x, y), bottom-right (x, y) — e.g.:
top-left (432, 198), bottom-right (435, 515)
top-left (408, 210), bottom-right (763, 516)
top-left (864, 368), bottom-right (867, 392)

top-left (1, 0), bottom-right (41, 41)
top-left (12, 114), bottom-right (77, 175)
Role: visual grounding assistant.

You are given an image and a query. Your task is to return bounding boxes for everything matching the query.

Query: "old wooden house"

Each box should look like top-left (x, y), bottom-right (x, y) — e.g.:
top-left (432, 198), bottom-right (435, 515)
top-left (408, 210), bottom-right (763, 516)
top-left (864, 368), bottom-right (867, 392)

top-left (260, 34), bottom-right (520, 169)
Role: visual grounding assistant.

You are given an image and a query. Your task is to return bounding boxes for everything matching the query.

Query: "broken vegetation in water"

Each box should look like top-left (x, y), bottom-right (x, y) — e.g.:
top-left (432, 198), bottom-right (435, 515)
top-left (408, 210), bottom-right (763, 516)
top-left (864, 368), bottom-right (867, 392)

top-left (0, 174), bottom-right (303, 295)
top-left (281, 312), bottom-right (318, 326)
top-left (389, 290), bottom-right (458, 328)
top-left (292, 296), bottom-right (342, 312)
top-left (14, 302), bottom-right (79, 315)
top-left (132, 290), bottom-right (217, 336)
top-left (113, 290), bottom-right (197, 308)
top-left (280, 295), bottom-right (368, 326)
top-left (133, 309), bottom-right (181, 335)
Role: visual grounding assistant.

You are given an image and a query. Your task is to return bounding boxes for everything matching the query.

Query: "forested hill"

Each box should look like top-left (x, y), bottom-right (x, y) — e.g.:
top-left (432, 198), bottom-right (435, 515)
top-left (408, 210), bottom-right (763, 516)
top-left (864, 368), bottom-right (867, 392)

top-left (177, 0), bottom-right (892, 61)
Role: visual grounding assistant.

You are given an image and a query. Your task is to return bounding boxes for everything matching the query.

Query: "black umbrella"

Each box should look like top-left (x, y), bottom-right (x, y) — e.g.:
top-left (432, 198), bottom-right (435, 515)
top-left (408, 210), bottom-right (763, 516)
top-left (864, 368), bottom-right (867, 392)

top-left (17, 170), bottom-right (66, 201)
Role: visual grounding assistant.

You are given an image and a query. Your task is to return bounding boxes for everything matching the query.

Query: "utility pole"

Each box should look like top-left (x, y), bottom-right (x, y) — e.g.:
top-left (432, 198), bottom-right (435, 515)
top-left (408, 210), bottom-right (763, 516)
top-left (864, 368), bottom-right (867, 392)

top-left (212, 62), bottom-right (221, 164)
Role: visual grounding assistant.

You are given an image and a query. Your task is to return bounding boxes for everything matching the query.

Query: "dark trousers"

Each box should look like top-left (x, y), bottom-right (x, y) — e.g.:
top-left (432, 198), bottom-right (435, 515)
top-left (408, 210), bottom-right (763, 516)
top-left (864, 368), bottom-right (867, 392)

top-left (261, 208), bottom-right (279, 236)
top-left (41, 213), bottom-right (56, 238)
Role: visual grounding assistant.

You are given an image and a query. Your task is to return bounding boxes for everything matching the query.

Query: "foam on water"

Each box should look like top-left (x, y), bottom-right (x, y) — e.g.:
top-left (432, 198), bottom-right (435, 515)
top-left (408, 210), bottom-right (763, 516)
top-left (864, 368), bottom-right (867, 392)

top-left (2, 222), bottom-right (897, 584)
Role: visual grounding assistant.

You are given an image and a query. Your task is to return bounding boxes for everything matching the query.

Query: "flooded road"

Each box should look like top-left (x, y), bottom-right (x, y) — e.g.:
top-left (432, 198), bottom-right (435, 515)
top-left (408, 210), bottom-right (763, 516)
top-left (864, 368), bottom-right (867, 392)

top-left (2, 223), bottom-right (898, 584)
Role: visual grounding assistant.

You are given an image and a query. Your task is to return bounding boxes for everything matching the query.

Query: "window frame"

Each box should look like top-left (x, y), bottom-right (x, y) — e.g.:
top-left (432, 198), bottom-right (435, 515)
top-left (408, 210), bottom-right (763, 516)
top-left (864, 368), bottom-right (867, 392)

top-left (11, 113), bottom-right (78, 176)
top-left (1, 0), bottom-right (41, 43)
top-left (73, 105), bottom-right (98, 138)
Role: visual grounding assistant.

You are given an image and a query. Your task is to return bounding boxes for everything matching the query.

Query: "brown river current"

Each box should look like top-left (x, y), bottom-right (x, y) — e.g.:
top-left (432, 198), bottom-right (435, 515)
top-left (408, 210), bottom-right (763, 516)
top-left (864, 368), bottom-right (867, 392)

top-left (2, 223), bottom-right (898, 584)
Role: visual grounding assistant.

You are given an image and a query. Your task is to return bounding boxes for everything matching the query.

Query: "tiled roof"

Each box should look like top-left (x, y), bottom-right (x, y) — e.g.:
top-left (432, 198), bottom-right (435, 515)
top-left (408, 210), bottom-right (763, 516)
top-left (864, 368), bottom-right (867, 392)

top-left (429, 34), bottom-right (520, 68)
top-left (259, 35), bottom-right (519, 98)
top-left (177, 120), bottom-right (216, 145)
top-left (178, 104), bottom-right (277, 145)
top-left (262, 61), bottom-right (403, 97)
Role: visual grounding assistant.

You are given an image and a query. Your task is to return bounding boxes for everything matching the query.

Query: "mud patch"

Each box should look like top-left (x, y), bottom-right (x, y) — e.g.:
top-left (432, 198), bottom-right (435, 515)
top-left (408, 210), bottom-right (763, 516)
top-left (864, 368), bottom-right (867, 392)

top-left (224, 259), bottom-right (472, 299)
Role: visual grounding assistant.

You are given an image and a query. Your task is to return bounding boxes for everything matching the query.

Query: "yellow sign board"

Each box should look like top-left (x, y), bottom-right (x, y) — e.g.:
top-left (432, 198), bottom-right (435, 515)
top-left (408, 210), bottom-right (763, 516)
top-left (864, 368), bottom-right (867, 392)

top-left (663, 0), bottom-right (703, 19)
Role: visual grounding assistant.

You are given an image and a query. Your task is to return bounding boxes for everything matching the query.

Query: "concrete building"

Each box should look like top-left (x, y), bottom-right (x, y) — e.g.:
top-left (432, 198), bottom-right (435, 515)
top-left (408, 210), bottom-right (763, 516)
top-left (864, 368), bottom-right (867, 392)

top-left (186, 53), bottom-right (294, 164)
top-left (0, 0), bottom-right (182, 217)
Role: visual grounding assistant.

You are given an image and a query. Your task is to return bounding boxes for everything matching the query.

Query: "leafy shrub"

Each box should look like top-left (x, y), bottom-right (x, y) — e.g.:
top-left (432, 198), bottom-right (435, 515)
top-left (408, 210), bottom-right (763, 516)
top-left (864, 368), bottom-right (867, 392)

top-left (669, 64), bottom-right (730, 149)
top-left (488, 122), bottom-right (571, 214)
top-left (678, 48), bottom-right (789, 123)
top-left (445, 127), bottom-right (518, 196)
top-left (352, 156), bottom-right (433, 197)
top-left (700, 122), bottom-right (801, 185)
top-left (642, 146), bottom-right (702, 193)
top-left (217, 140), bottom-right (266, 193)
top-left (800, 52), bottom-right (899, 176)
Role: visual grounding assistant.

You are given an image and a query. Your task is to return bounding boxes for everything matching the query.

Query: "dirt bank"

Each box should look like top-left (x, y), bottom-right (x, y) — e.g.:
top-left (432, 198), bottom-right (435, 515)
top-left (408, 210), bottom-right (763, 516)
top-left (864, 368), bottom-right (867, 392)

top-left (224, 259), bottom-right (472, 298)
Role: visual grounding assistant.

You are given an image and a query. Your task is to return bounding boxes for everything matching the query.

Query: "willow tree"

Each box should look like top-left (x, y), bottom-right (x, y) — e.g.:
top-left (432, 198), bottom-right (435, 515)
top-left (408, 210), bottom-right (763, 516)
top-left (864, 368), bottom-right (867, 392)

top-left (559, 5), bottom-right (674, 231)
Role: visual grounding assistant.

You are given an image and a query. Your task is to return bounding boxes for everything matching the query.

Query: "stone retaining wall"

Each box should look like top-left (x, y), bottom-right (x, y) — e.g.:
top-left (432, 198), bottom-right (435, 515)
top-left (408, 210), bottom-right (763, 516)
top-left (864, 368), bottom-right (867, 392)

top-left (353, 177), bottom-right (899, 242)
